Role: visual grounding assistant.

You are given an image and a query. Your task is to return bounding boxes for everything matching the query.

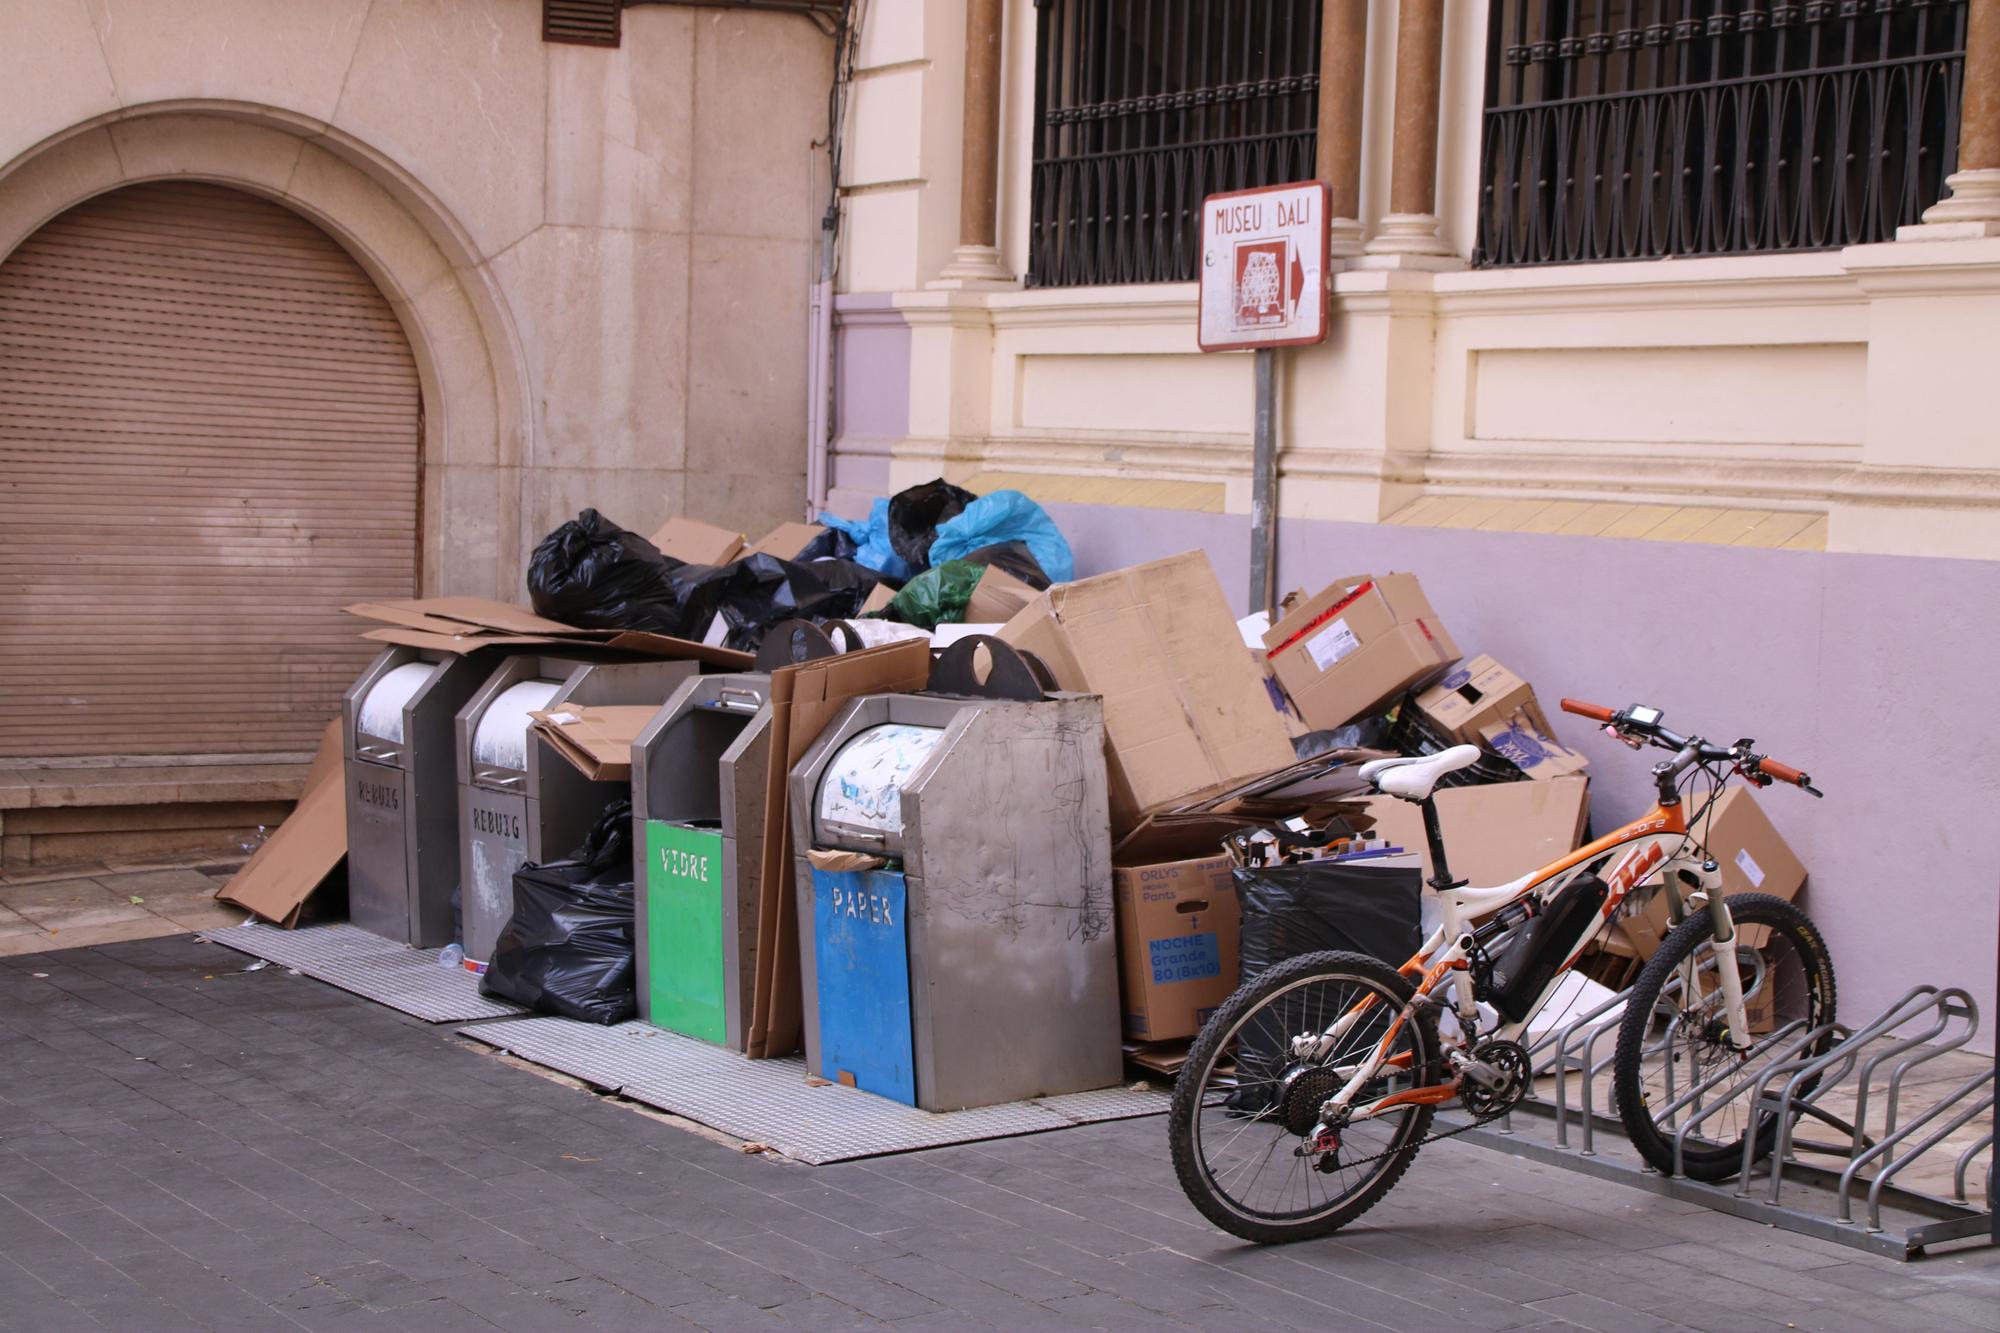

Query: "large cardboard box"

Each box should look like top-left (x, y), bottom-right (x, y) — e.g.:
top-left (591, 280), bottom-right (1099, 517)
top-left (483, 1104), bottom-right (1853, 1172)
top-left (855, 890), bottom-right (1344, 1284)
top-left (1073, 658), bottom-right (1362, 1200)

top-left (999, 552), bottom-right (1295, 831)
top-left (1604, 785), bottom-right (1806, 958)
top-left (650, 516), bottom-right (745, 566)
top-left (1360, 775), bottom-right (1591, 889)
top-left (1263, 573), bottom-right (1459, 731)
top-left (1415, 654), bottom-right (1585, 780)
top-left (1112, 819), bottom-right (1245, 1042)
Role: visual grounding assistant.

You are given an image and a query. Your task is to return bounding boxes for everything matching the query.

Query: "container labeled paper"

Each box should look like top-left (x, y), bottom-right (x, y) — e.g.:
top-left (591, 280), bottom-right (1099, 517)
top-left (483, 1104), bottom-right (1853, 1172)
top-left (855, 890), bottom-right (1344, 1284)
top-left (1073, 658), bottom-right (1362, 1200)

top-left (814, 723), bottom-right (944, 841)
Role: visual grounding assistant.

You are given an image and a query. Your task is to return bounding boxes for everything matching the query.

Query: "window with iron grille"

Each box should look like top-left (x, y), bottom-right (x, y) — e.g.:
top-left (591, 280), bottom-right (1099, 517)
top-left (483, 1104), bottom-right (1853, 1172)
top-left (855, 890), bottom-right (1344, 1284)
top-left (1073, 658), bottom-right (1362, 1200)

top-left (1476, 1), bottom-right (1968, 267)
top-left (1029, 1), bottom-right (1323, 288)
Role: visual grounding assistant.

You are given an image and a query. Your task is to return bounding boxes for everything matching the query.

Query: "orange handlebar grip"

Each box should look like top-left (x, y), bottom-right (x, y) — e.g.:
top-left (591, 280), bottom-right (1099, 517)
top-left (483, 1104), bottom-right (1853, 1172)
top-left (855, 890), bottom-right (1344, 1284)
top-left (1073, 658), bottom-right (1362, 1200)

top-left (1560, 698), bottom-right (1616, 723)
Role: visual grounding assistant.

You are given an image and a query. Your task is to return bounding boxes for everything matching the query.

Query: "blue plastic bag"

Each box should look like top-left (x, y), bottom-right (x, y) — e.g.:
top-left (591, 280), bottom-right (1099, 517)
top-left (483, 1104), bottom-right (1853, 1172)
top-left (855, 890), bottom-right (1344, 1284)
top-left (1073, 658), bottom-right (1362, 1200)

top-left (818, 498), bottom-right (915, 582)
top-left (928, 490), bottom-right (1073, 584)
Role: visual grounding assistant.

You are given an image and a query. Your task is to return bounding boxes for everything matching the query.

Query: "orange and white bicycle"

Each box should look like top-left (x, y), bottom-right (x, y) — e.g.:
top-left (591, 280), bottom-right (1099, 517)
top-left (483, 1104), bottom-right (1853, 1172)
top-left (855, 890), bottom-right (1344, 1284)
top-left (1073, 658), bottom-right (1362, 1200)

top-left (1169, 700), bottom-right (1837, 1244)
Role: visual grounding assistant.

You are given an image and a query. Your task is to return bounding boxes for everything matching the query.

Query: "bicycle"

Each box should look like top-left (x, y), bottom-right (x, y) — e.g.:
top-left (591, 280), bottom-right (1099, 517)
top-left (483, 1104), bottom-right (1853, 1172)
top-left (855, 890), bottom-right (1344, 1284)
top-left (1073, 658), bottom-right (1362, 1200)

top-left (1168, 699), bottom-right (1837, 1244)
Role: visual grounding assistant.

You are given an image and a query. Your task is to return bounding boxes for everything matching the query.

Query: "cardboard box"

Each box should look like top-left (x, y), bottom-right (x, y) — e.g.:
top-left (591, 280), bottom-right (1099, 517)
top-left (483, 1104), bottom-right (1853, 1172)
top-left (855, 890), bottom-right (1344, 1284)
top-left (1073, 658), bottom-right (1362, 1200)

top-left (965, 565), bottom-right (1039, 625)
top-left (999, 552), bottom-right (1296, 831)
top-left (1360, 775), bottom-right (1591, 889)
top-left (745, 521), bottom-right (828, 561)
top-left (1112, 819), bottom-right (1245, 1042)
top-left (1263, 573), bottom-right (1459, 731)
top-left (1416, 655), bottom-right (1585, 784)
top-left (650, 516), bottom-right (745, 566)
top-left (1603, 785), bottom-right (1806, 958)
top-left (1477, 709), bottom-right (1588, 782)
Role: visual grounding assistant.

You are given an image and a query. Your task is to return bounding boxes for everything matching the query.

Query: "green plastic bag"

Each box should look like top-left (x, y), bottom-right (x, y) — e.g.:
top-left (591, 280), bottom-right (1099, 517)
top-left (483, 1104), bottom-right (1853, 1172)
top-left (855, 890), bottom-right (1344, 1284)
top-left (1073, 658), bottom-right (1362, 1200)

top-left (880, 559), bottom-right (983, 629)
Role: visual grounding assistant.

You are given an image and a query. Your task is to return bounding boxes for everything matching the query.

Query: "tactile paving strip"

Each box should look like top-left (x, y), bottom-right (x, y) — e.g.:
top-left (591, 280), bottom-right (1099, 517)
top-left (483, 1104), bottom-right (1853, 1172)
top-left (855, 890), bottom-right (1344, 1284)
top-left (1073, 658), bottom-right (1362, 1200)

top-left (205, 922), bottom-right (525, 1023)
top-left (463, 1017), bottom-right (1170, 1164)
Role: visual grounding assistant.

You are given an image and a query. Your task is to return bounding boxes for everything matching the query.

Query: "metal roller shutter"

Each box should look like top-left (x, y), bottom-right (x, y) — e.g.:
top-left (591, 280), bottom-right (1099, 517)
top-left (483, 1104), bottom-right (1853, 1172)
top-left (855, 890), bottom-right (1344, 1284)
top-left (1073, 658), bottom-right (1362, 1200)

top-left (0, 180), bottom-right (420, 759)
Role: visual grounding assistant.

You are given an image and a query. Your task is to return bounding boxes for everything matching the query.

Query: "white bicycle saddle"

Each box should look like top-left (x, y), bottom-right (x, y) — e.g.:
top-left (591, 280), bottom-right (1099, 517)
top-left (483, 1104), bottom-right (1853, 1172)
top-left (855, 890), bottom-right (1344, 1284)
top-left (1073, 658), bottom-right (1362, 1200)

top-left (1357, 744), bottom-right (1483, 802)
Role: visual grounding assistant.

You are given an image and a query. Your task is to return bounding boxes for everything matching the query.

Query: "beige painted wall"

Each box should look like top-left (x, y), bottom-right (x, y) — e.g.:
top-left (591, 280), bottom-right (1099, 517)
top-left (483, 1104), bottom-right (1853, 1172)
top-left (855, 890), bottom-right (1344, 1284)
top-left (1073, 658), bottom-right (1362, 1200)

top-left (830, 1), bottom-right (2000, 562)
top-left (0, 0), bottom-right (834, 600)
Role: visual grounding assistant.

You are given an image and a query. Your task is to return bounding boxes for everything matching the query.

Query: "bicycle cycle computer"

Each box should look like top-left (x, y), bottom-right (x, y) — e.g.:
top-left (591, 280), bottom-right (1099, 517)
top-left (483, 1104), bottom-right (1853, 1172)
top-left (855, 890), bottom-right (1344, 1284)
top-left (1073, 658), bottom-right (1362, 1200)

top-left (1625, 705), bottom-right (1663, 727)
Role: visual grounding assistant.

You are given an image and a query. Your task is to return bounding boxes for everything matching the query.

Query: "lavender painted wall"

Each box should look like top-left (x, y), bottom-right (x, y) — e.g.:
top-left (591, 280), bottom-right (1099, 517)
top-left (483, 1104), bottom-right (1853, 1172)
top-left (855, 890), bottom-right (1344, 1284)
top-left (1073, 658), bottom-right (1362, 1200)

top-left (828, 295), bottom-right (908, 505)
top-left (1045, 500), bottom-right (2000, 1024)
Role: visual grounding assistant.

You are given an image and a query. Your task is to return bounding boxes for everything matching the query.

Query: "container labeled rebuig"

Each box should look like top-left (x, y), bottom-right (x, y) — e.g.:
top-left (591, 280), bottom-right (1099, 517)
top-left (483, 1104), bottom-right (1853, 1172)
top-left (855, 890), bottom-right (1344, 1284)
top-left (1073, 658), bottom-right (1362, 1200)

top-left (790, 636), bottom-right (1121, 1112)
top-left (455, 655), bottom-right (698, 971)
top-left (343, 647), bottom-right (496, 947)
top-left (631, 621), bottom-right (855, 1048)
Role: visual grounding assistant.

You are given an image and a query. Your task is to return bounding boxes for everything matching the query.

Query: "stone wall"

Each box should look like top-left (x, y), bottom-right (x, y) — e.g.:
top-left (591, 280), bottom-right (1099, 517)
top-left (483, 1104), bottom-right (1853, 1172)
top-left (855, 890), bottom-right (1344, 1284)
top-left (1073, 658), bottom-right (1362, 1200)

top-left (0, 0), bottom-right (834, 597)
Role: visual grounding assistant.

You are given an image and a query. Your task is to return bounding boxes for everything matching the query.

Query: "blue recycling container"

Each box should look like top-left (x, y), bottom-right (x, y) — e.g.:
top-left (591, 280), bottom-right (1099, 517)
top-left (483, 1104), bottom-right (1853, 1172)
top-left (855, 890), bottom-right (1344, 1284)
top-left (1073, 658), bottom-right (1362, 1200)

top-left (811, 868), bottom-right (915, 1105)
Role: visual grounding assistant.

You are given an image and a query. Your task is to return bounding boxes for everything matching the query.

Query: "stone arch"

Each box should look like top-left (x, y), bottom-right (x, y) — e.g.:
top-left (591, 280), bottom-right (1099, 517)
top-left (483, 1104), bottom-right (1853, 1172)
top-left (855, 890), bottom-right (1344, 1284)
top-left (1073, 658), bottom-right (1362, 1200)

top-left (0, 101), bottom-right (530, 592)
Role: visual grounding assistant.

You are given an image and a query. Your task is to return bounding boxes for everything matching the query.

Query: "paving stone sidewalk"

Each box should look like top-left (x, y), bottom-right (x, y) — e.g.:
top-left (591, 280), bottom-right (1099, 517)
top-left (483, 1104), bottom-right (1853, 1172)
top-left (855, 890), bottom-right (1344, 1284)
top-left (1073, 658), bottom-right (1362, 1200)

top-left (0, 933), bottom-right (1993, 1332)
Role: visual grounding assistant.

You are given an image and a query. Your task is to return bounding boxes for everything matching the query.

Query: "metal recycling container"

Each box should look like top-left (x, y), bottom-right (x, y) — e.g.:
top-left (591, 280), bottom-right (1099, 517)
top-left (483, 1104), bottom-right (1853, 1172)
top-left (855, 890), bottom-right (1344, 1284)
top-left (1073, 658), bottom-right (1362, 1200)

top-left (454, 655), bottom-right (698, 971)
top-left (342, 647), bottom-right (495, 947)
top-left (630, 672), bottom-right (774, 1049)
top-left (788, 638), bottom-right (1121, 1112)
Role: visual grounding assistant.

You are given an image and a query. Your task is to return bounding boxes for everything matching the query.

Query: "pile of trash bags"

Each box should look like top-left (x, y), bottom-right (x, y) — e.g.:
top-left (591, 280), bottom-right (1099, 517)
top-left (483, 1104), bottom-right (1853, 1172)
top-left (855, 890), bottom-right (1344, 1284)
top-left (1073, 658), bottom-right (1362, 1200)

top-left (525, 480), bottom-right (1075, 648)
top-left (527, 510), bottom-right (883, 651)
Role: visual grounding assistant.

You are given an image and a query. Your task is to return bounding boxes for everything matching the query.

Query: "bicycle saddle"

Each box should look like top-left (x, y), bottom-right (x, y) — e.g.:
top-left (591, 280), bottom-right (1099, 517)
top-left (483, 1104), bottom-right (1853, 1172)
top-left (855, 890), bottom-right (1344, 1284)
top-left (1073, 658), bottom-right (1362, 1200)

top-left (1357, 745), bottom-right (1482, 802)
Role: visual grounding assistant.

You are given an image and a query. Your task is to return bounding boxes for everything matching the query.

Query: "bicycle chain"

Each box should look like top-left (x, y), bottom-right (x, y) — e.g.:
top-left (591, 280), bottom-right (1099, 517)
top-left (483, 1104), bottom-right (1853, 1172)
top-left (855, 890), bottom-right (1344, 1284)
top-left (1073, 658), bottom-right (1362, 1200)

top-left (1308, 1107), bottom-right (1506, 1172)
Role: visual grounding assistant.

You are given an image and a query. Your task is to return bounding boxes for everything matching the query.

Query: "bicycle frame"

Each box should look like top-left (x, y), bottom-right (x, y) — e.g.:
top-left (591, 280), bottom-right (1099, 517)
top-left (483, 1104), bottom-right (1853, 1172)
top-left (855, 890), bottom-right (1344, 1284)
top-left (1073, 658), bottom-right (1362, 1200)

top-left (1303, 795), bottom-right (1737, 1126)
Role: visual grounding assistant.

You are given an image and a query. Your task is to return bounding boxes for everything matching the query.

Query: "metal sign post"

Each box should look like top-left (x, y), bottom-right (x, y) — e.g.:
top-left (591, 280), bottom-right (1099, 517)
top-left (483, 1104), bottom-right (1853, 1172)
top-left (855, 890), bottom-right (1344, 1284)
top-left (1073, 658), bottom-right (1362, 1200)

top-left (1197, 181), bottom-right (1331, 617)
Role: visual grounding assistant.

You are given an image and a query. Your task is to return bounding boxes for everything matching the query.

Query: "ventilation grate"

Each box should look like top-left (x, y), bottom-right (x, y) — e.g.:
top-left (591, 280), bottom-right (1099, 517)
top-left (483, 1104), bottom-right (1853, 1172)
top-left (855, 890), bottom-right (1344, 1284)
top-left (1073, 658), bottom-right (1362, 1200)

top-left (544, 0), bottom-right (621, 47)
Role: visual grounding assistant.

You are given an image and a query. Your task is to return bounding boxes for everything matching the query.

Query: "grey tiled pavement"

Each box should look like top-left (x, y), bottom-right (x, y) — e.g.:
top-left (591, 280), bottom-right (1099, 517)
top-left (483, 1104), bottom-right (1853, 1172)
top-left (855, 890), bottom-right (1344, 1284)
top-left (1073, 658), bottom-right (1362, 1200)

top-left (0, 934), bottom-right (1993, 1332)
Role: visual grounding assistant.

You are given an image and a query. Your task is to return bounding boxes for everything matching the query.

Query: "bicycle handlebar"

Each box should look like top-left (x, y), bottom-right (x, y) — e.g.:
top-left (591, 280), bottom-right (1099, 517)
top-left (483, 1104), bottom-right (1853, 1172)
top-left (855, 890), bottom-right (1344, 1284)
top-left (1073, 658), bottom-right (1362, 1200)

top-left (1559, 699), bottom-right (1822, 797)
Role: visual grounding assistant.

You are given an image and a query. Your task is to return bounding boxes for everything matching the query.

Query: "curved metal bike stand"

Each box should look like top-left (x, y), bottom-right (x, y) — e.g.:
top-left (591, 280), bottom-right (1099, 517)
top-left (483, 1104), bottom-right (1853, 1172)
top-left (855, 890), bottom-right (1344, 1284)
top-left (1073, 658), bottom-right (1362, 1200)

top-left (1465, 984), bottom-right (1995, 1260)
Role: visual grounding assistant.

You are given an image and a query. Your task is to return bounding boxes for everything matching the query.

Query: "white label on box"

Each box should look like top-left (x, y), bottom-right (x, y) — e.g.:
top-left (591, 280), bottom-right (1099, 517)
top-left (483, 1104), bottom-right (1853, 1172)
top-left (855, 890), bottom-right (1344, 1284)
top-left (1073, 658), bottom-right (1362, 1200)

top-left (1734, 847), bottom-right (1766, 887)
top-left (1305, 618), bottom-right (1360, 672)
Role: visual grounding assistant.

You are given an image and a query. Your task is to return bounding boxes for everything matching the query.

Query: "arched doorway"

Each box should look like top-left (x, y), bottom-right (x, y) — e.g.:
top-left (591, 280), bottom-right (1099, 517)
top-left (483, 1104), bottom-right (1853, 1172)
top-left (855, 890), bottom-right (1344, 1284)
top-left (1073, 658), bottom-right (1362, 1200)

top-left (0, 180), bottom-right (421, 759)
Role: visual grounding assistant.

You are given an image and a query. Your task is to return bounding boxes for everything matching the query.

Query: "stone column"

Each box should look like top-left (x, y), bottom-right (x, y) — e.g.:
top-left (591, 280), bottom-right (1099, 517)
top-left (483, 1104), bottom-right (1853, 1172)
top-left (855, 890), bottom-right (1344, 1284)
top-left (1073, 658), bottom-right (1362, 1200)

top-left (1912, 0), bottom-right (2000, 236)
top-left (1363, 0), bottom-right (1455, 258)
top-left (1316, 0), bottom-right (1369, 256)
top-left (936, 0), bottom-right (1015, 282)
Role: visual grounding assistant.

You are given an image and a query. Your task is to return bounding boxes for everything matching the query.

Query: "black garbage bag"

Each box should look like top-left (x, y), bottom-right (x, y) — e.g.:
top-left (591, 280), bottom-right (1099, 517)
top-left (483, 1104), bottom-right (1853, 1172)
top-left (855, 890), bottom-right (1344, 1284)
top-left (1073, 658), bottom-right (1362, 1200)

top-left (795, 525), bottom-right (860, 563)
top-left (527, 509), bottom-right (683, 632)
top-left (1227, 861), bottom-right (1423, 1113)
top-left (668, 553), bottom-right (886, 652)
top-left (956, 540), bottom-right (1051, 590)
top-left (887, 479), bottom-right (977, 570)
top-left (1293, 716), bottom-right (1393, 759)
top-left (480, 800), bottom-right (638, 1025)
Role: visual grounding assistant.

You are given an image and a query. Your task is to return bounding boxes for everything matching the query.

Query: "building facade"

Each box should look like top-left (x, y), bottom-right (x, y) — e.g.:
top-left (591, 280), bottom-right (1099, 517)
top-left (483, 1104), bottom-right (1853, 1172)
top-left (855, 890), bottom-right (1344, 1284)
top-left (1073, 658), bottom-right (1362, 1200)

top-left (828, 0), bottom-right (2000, 1018)
top-left (0, 0), bottom-right (834, 860)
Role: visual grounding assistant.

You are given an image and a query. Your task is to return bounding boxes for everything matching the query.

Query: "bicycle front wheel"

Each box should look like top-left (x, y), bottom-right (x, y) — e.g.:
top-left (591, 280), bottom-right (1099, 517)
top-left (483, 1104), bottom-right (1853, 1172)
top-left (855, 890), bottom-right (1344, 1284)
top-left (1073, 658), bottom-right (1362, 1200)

top-left (1612, 893), bottom-right (1837, 1180)
top-left (1168, 950), bottom-right (1440, 1244)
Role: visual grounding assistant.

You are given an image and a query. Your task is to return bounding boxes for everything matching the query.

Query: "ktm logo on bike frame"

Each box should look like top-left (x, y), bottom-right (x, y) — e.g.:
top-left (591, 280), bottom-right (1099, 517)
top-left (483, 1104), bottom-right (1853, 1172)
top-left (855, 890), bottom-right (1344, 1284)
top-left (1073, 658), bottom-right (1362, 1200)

top-left (1608, 841), bottom-right (1666, 898)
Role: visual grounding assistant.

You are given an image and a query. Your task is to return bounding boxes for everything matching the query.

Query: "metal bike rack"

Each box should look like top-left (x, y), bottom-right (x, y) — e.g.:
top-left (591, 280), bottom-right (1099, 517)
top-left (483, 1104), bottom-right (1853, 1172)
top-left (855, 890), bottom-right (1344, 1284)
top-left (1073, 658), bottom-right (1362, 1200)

top-left (1466, 983), bottom-right (1995, 1260)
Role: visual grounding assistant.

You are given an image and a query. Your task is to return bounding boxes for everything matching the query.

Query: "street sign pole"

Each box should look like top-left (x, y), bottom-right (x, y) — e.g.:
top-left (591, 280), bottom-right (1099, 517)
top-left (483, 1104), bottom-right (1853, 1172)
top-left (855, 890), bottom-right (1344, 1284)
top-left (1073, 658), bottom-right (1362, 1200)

top-left (1250, 347), bottom-right (1277, 618)
top-left (1196, 180), bottom-right (1330, 621)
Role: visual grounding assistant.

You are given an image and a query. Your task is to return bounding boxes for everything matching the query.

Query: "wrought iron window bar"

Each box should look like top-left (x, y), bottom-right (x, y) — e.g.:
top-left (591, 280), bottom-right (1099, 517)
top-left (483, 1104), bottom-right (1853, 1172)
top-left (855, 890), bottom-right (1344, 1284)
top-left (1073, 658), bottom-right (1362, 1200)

top-left (1029, 0), bottom-right (1323, 288)
top-left (1476, 0), bottom-right (1969, 266)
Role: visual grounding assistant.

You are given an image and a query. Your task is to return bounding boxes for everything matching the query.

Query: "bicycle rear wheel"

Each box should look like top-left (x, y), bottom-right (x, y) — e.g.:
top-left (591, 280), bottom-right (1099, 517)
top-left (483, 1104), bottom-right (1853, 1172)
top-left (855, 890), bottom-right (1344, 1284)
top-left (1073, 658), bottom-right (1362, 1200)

top-left (1612, 893), bottom-right (1837, 1180)
top-left (1168, 950), bottom-right (1440, 1244)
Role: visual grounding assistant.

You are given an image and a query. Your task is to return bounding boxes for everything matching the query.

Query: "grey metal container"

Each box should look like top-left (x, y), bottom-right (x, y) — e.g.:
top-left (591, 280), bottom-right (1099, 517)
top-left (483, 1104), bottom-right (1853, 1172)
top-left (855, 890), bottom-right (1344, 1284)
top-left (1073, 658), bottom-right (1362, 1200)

top-left (341, 647), bottom-right (495, 947)
top-left (789, 689), bottom-right (1120, 1112)
top-left (454, 655), bottom-right (699, 969)
top-left (630, 672), bottom-right (774, 1049)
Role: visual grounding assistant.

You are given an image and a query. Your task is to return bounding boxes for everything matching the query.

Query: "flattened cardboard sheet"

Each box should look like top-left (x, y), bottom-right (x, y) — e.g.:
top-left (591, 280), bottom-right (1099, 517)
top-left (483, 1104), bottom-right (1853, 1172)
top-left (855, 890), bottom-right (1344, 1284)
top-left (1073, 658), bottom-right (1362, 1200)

top-left (215, 721), bottom-right (344, 928)
top-left (747, 639), bottom-right (931, 1060)
top-left (529, 705), bottom-right (660, 781)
